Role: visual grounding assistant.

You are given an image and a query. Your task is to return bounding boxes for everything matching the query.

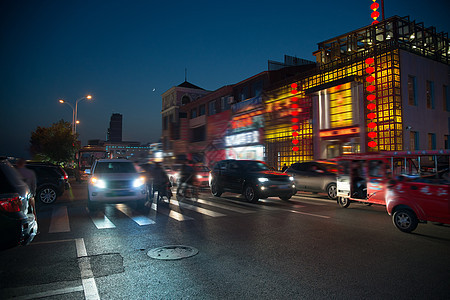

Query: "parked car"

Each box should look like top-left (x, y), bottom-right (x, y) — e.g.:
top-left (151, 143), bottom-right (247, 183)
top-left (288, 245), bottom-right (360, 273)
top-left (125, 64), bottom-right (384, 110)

top-left (0, 158), bottom-right (38, 251)
top-left (194, 165), bottom-right (210, 188)
top-left (25, 162), bottom-right (70, 204)
top-left (209, 159), bottom-right (296, 203)
top-left (86, 159), bottom-right (149, 209)
top-left (284, 161), bottom-right (338, 200)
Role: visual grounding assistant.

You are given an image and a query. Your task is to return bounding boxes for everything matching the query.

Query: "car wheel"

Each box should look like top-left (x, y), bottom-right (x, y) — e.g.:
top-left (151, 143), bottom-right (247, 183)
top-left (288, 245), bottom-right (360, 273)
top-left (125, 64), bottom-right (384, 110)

top-left (393, 208), bottom-right (418, 233)
top-left (337, 197), bottom-right (350, 208)
top-left (37, 186), bottom-right (57, 204)
top-left (211, 180), bottom-right (222, 197)
top-left (279, 196), bottom-right (291, 201)
top-left (327, 183), bottom-right (337, 200)
top-left (244, 185), bottom-right (259, 203)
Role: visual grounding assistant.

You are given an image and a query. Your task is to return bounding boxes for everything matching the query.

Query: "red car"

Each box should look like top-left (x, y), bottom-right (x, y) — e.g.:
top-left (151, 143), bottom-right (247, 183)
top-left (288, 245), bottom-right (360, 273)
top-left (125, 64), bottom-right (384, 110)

top-left (386, 176), bottom-right (450, 233)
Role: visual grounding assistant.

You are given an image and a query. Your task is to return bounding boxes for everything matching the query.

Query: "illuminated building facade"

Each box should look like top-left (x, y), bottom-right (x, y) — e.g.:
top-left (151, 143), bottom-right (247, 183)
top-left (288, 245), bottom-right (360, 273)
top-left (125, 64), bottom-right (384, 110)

top-left (265, 15), bottom-right (449, 169)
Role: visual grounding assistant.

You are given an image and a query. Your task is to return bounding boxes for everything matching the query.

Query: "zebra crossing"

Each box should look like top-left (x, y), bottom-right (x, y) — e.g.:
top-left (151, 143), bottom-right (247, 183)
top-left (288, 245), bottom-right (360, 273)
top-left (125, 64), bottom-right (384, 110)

top-left (43, 195), bottom-right (331, 233)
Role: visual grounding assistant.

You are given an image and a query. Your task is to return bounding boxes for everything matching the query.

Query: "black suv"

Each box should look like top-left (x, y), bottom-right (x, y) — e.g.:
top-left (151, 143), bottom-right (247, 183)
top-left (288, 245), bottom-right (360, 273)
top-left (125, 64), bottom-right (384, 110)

top-left (1, 158), bottom-right (38, 250)
top-left (25, 162), bottom-right (70, 204)
top-left (209, 160), bottom-right (296, 203)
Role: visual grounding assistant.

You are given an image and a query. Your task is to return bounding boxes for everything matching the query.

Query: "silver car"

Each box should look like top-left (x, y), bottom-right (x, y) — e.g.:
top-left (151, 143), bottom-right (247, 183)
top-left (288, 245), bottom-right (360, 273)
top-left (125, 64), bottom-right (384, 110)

top-left (285, 161), bottom-right (338, 200)
top-left (86, 159), bottom-right (149, 209)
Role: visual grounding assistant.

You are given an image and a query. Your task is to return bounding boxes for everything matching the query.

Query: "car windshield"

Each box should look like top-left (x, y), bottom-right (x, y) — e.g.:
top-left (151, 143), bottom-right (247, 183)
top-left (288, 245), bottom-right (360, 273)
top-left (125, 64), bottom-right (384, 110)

top-left (241, 161), bottom-right (270, 171)
top-left (94, 162), bottom-right (137, 174)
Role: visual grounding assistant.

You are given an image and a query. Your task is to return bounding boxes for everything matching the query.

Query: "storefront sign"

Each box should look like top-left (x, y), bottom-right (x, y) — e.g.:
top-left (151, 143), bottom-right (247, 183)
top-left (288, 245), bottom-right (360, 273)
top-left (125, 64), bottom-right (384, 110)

top-left (320, 127), bottom-right (360, 138)
top-left (225, 130), bottom-right (259, 147)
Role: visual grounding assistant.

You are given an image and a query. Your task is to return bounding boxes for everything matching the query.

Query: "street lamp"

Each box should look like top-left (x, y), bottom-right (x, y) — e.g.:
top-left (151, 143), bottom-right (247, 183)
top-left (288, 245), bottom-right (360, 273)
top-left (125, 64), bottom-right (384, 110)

top-left (58, 95), bottom-right (93, 134)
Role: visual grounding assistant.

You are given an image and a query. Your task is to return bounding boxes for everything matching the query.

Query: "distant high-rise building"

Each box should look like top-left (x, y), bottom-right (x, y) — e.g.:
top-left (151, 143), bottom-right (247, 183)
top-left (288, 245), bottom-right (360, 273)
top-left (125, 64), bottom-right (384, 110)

top-left (107, 113), bottom-right (122, 142)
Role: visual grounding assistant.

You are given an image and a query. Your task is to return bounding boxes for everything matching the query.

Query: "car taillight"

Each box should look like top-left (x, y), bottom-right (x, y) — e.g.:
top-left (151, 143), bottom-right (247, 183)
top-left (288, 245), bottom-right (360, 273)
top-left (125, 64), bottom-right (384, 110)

top-left (60, 168), bottom-right (69, 180)
top-left (0, 194), bottom-right (22, 213)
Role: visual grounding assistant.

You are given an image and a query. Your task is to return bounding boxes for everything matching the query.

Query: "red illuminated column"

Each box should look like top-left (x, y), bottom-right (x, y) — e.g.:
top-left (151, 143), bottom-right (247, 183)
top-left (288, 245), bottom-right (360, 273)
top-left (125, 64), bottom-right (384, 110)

top-left (366, 0), bottom-right (380, 149)
top-left (371, 0), bottom-right (380, 25)
top-left (291, 83), bottom-right (300, 151)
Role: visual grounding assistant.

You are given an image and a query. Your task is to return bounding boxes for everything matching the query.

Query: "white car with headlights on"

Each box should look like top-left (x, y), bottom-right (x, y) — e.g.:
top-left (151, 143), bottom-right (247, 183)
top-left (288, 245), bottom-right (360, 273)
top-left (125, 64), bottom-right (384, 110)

top-left (86, 159), bottom-right (148, 209)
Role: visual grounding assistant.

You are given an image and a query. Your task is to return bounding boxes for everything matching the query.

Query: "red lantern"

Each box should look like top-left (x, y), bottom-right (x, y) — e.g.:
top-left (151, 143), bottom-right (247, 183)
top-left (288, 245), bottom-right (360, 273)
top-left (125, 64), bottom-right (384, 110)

top-left (368, 132), bottom-right (377, 138)
top-left (365, 67), bottom-right (375, 74)
top-left (370, 2), bottom-right (379, 10)
top-left (291, 83), bottom-right (297, 89)
top-left (368, 141), bottom-right (377, 148)
top-left (365, 57), bottom-right (374, 65)
top-left (291, 97), bottom-right (298, 102)
top-left (372, 20), bottom-right (380, 25)
top-left (291, 104), bottom-right (299, 109)
top-left (366, 85), bottom-right (376, 92)
top-left (291, 90), bottom-right (298, 94)
top-left (291, 118), bottom-right (299, 123)
top-left (366, 76), bottom-right (375, 83)
top-left (292, 146), bottom-right (299, 152)
top-left (371, 11), bottom-right (380, 20)
top-left (367, 113), bottom-right (377, 119)
top-left (367, 94), bottom-right (376, 101)
top-left (291, 111), bottom-right (299, 116)
top-left (367, 103), bottom-right (376, 110)
top-left (292, 139), bottom-right (299, 145)
top-left (292, 125), bottom-right (299, 131)
top-left (292, 132), bottom-right (299, 137)
top-left (368, 122), bottom-right (377, 129)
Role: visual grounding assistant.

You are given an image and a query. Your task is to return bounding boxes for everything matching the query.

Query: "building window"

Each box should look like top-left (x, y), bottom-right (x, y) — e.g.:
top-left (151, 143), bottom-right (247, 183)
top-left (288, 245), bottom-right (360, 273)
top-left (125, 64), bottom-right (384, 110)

top-left (410, 131), bottom-right (419, 151)
top-left (190, 108), bottom-right (197, 119)
top-left (252, 81), bottom-right (263, 97)
top-left (191, 125), bottom-right (206, 142)
top-left (428, 133), bottom-right (436, 150)
top-left (182, 95), bottom-right (191, 105)
top-left (221, 97), bottom-right (231, 111)
top-left (199, 104), bottom-right (206, 116)
top-left (408, 75), bottom-right (416, 106)
top-left (208, 100), bottom-right (216, 115)
top-left (426, 80), bottom-right (434, 109)
top-left (239, 86), bottom-right (249, 101)
top-left (444, 85), bottom-right (449, 111)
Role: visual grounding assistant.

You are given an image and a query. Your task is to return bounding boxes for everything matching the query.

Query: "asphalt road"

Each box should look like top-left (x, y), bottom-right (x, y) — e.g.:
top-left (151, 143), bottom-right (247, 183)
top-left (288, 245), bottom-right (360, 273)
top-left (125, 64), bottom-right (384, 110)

top-left (1, 180), bottom-right (449, 299)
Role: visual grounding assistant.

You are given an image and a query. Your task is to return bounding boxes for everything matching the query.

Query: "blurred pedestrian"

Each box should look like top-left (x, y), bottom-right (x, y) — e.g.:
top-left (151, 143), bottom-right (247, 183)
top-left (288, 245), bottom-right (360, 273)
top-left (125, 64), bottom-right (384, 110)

top-left (15, 158), bottom-right (37, 221)
top-left (151, 162), bottom-right (171, 203)
top-left (281, 163), bottom-right (288, 172)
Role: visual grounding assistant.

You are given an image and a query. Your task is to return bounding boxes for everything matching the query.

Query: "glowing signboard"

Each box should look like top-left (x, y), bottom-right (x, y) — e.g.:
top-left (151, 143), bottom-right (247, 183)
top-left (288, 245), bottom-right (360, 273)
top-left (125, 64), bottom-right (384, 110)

top-left (225, 130), bottom-right (260, 147)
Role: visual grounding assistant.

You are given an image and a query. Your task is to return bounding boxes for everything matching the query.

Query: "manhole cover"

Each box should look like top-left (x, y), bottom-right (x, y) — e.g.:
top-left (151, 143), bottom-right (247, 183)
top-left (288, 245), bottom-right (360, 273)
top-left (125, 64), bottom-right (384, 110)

top-left (147, 245), bottom-right (198, 260)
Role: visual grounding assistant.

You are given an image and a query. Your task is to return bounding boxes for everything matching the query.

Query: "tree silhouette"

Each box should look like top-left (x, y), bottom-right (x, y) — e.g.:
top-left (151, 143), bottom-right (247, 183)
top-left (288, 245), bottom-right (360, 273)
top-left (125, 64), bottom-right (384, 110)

top-left (29, 119), bottom-right (79, 165)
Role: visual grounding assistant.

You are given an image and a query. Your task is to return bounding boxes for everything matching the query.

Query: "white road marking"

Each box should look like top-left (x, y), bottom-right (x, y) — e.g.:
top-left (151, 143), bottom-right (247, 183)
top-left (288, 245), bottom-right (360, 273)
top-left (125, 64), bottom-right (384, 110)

top-left (75, 238), bottom-right (100, 300)
top-left (115, 204), bottom-right (155, 226)
top-left (88, 209), bottom-right (116, 229)
top-left (288, 210), bottom-right (330, 219)
top-left (10, 286), bottom-right (84, 300)
top-left (155, 209), bottom-right (194, 221)
top-left (49, 206), bottom-right (71, 233)
top-left (196, 198), bottom-right (254, 213)
top-left (170, 199), bottom-right (226, 217)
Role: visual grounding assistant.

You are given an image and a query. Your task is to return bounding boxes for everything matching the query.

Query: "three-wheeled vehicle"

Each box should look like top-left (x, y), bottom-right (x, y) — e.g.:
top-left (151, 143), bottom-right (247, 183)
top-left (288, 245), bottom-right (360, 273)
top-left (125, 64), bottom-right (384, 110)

top-left (386, 150), bottom-right (450, 233)
top-left (335, 150), bottom-right (450, 233)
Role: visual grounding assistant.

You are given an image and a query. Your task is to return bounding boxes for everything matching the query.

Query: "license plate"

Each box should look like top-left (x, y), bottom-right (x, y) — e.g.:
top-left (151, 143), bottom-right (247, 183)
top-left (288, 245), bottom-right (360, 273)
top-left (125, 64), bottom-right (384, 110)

top-left (278, 185), bottom-right (289, 189)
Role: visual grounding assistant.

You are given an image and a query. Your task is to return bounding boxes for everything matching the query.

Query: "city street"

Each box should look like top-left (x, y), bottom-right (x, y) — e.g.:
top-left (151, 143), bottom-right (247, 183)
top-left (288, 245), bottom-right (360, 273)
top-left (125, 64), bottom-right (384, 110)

top-left (1, 180), bottom-right (449, 299)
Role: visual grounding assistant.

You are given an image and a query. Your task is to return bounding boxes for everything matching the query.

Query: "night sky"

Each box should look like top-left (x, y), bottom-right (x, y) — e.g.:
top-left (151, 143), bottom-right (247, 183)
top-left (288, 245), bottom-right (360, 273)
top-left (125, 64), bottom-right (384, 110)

top-left (1, 0), bottom-right (449, 159)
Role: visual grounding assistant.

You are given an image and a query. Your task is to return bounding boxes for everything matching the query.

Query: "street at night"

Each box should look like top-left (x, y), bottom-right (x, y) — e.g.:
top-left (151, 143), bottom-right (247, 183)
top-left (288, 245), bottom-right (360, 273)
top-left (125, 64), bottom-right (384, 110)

top-left (1, 180), bottom-right (449, 299)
